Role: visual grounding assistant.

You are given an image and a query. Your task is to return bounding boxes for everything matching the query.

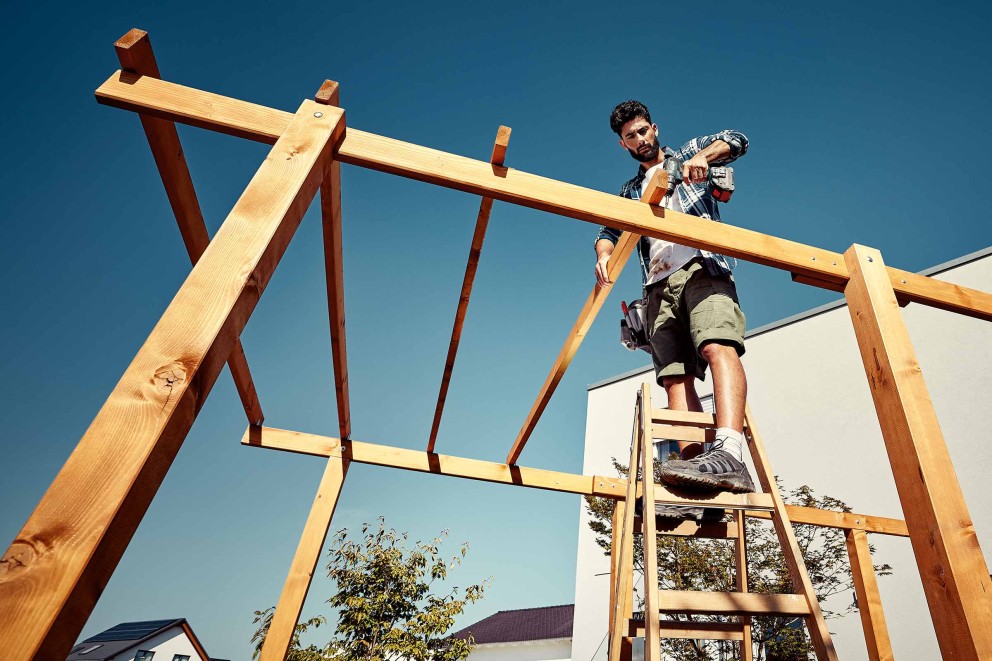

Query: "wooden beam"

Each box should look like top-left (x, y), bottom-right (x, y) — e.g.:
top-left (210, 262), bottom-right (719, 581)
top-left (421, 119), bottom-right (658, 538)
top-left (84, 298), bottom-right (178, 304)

top-left (114, 29), bottom-right (264, 424)
top-left (314, 81), bottom-right (351, 441)
top-left (735, 511), bottom-right (753, 661)
top-left (260, 452), bottom-right (349, 661)
top-left (652, 408), bottom-right (719, 427)
top-left (627, 619), bottom-right (745, 641)
top-left (843, 244), bottom-right (992, 659)
top-left (428, 126), bottom-right (511, 451)
top-left (93, 70), bottom-right (992, 321)
top-left (747, 507), bottom-right (908, 537)
top-left (505, 171), bottom-right (667, 464)
top-left (0, 101), bottom-right (345, 660)
top-left (241, 426), bottom-right (626, 499)
top-left (744, 406), bottom-right (838, 660)
top-left (639, 385), bottom-right (662, 661)
top-left (845, 528), bottom-right (894, 661)
top-left (658, 590), bottom-right (810, 616)
top-left (610, 394), bottom-right (642, 661)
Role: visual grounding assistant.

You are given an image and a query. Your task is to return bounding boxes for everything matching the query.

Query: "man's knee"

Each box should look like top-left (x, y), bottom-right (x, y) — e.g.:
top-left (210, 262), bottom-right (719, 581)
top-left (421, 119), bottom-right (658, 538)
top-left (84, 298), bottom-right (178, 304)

top-left (699, 340), bottom-right (741, 363)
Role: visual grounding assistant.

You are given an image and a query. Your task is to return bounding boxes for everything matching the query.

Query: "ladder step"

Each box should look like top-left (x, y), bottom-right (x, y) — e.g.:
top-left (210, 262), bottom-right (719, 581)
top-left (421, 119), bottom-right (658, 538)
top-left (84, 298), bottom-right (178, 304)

top-left (651, 409), bottom-right (718, 427)
top-left (633, 517), bottom-right (738, 539)
top-left (659, 590), bottom-right (810, 616)
top-left (653, 423), bottom-right (716, 444)
top-left (627, 618), bottom-right (745, 640)
top-left (651, 486), bottom-right (775, 512)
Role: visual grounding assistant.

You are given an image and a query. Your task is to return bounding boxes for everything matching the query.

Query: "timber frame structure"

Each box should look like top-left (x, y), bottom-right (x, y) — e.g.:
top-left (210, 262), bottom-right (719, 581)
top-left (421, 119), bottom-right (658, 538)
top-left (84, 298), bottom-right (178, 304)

top-left (1, 28), bottom-right (991, 661)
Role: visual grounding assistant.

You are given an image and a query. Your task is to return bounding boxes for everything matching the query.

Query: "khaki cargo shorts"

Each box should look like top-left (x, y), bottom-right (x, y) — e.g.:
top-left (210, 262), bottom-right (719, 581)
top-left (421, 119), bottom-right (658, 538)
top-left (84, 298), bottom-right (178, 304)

top-left (646, 258), bottom-right (746, 383)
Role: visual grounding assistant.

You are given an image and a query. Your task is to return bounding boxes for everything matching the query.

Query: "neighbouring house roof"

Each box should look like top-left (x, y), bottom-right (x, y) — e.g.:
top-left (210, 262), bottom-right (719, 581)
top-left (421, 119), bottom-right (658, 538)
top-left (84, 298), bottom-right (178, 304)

top-left (453, 604), bottom-right (574, 644)
top-left (66, 618), bottom-right (211, 661)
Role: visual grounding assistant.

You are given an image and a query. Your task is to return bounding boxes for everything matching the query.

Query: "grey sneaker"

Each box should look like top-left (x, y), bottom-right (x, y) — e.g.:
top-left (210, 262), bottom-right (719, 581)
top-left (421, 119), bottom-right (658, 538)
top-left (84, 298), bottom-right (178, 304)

top-left (660, 445), bottom-right (755, 493)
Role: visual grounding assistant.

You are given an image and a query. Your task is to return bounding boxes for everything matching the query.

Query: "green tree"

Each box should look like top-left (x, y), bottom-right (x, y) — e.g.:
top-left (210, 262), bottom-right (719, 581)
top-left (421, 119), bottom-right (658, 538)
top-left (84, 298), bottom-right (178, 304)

top-left (252, 518), bottom-right (489, 661)
top-left (586, 459), bottom-right (891, 660)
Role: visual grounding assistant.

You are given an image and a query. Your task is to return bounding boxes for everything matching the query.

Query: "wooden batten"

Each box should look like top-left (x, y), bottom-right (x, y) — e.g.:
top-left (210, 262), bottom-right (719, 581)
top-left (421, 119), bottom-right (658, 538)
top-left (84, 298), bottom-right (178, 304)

top-left (658, 590), bottom-right (810, 616)
top-left (627, 619), bottom-right (745, 641)
top-left (845, 528), bottom-right (894, 661)
top-left (429, 126), bottom-right (511, 451)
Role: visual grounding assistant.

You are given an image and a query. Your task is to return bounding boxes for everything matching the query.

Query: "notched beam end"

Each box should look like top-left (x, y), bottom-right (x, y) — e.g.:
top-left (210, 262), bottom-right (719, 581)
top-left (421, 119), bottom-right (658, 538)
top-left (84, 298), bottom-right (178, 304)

top-left (315, 80), bottom-right (340, 107)
top-left (491, 125), bottom-right (512, 166)
top-left (642, 169), bottom-right (667, 205)
top-left (114, 28), bottom-right (161, 79)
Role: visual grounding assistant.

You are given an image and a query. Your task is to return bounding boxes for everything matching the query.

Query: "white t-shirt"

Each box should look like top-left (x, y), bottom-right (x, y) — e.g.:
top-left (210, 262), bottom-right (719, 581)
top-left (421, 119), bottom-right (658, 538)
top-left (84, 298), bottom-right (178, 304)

top-left (640, 162), bottom-right (701, 286)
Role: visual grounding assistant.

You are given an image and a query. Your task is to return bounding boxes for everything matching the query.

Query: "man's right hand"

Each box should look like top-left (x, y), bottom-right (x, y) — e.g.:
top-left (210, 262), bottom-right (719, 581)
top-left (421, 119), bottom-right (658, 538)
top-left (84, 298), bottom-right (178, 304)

top-left (595, 252), bottom-right (612, 287)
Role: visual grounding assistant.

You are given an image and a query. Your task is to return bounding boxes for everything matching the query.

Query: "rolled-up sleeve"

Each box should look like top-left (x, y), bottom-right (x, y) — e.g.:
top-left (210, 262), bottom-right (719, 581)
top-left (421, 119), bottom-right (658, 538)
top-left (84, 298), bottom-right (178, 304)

top-left (595, 225), bottom-right (621, 247)
top-left (678, 130), bottom-right (749, 164)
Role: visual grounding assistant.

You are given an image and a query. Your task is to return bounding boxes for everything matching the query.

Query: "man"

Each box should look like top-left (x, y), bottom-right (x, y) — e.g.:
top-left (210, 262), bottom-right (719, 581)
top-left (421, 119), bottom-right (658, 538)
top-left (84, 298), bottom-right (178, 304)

top-left (595, 100), bottom-right (754, 518)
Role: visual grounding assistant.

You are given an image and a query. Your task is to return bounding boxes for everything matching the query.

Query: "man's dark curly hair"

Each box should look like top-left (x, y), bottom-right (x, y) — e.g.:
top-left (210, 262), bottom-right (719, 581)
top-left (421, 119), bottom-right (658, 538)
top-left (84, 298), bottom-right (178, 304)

top-left (610, 100), bottom-right (651, 136)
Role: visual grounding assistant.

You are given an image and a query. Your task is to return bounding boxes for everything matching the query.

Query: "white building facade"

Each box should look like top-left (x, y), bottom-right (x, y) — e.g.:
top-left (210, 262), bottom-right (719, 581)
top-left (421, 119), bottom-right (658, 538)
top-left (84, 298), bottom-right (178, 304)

top-left (571, 248), bottom-right (992, 660)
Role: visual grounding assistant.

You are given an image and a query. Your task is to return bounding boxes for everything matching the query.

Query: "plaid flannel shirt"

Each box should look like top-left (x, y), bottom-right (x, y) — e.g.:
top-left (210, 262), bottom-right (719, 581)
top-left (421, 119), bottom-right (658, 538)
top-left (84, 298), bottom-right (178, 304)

top-left (596, 129), bottom-right (749, 283)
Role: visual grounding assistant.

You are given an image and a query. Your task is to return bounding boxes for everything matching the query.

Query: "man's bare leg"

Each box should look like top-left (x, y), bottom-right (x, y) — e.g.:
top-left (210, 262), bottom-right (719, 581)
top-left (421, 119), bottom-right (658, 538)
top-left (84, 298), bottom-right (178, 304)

top-left (662, 374), bottom-right (704, 460)
top-left (699, 342), bottom-right (747, 433)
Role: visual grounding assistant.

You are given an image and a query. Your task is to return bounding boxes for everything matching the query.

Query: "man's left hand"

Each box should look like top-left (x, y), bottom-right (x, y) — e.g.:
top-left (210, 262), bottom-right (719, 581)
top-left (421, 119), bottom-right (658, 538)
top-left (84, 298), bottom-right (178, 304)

top-left (682, 153), bottom-right (709, 184)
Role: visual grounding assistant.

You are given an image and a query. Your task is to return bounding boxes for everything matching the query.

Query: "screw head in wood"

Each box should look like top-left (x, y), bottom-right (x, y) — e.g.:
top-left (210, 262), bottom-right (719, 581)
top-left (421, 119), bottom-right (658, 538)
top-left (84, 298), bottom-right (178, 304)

top-left (314, 111), bottom-right (323, 118)
top-left (867, 256), bottom-right (874, 262)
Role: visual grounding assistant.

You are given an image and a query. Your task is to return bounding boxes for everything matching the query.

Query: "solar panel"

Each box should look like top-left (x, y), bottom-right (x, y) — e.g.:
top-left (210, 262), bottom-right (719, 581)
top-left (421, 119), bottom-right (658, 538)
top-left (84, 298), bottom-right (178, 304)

top-left (85, 619), bottom-right (180, 642)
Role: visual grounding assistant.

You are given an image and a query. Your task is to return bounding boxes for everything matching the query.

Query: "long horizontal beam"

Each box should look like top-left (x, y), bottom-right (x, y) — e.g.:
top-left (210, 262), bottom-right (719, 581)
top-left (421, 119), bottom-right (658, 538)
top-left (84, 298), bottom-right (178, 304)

top-left (241, 425), bottom-right (909, 534)
top-left (95, 70), bottom-right (992, 322)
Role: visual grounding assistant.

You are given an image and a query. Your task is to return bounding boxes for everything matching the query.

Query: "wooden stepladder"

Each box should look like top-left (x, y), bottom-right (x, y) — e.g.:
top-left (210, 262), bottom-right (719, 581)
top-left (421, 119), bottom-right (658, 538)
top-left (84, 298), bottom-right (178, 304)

top-left (608, 384), bottom-right (839, 661)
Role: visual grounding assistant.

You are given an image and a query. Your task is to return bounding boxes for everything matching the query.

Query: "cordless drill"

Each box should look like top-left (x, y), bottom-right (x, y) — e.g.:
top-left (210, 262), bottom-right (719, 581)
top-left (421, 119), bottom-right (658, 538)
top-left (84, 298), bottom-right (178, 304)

top-left (662, 156), bottom-right (735, 202)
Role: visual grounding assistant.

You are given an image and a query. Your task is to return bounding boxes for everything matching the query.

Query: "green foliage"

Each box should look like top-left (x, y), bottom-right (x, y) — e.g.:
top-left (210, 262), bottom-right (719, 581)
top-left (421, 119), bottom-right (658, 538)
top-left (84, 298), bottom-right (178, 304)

top-left (252, 518), bottom-right (489, 661)
top-left (585, 458), bottom-right (892, 660)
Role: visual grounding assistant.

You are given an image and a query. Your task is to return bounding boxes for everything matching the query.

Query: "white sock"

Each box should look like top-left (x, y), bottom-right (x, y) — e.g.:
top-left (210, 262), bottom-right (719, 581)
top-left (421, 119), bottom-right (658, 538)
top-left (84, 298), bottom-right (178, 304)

top-left (715, 428), bottom-right (745, 462)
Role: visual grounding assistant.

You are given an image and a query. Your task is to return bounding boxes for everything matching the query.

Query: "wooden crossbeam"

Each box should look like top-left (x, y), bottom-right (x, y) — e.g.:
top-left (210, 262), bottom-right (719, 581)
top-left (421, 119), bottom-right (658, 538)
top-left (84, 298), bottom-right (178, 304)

top-left (0, 101), bottom-right (345, 660)
top-left (653, 423), bottom-right (715, 444)
top-left (844, 244), bottom-right (992, 659)
top-left (93, 70), bottom-right (992, 321)
top-left (242, 425), bottom-right (627, 499)
top-left (845, 528), bottom-right (894, 661)
top-left (428, 126), bottom-right (511, 451)
top-left (260, 452), bottom-right (349, 661)
top-left (658, 590), bottom-right (810, 616)
top-left (314, 80), bottom-right (351, 441)
top-left (114, 29), bottom-right (264, 424)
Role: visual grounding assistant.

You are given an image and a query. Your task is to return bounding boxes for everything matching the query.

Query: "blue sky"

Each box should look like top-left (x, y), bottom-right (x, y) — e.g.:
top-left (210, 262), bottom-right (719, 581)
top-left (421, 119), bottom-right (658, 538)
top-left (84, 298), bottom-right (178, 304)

top-left (2, 1), bottom-right (991, 658)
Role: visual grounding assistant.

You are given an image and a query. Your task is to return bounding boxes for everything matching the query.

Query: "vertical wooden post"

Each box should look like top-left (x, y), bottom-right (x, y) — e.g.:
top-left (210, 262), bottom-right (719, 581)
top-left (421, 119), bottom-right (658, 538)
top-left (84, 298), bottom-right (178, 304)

top-left (843, 243), bottom-right (992, 659)
top-left (0, 101), bottom-right (345, 661)
top-left (845, 529), bottom-right (893, 661)
top-left (260, 449), bottom-right (349, 661)
top-left (609, 501), bottom-right (620, 645)
top-left (314, 80), bottom-right (351, 441)
top-left (639, 383), bottom-right (661, 661)
top-left (609, 394), bottom-right (641, 661)
top-left (734, 511), bottom-right (753, 661)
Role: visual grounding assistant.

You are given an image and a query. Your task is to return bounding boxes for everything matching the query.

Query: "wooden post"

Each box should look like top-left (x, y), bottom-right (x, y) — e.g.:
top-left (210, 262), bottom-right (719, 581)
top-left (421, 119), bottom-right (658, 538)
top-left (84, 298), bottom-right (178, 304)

top-left (845, 529), bottom-right (893, 661)
top-left (609, 394), bottom-right (642, 661)
top-left (260, 449), bottom-right (349, 661)
top-left (734, 511), bottom-right (753, 661)
top-left (314, 81), bottom-right (351, 441)
top-left (114, 28), bottom-right (264, 424)
top-left (639, 384), bottom-right (661, 661)
top-left (0, 101), bottom-right (345, 660)
top-left (843, 243), bottom-right (992, 659)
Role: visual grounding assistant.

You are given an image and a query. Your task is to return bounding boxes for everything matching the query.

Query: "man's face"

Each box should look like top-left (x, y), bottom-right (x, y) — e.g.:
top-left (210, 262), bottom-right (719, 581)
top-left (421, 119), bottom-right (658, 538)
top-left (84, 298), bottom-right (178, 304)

top-left (618, 117), bottom-right (660, 163)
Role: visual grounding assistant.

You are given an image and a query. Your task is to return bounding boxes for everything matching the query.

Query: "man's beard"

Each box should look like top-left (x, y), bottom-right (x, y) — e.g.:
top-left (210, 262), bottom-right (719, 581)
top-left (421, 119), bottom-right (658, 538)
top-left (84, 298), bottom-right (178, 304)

top-left (627, 135), bottom-right (661, 163)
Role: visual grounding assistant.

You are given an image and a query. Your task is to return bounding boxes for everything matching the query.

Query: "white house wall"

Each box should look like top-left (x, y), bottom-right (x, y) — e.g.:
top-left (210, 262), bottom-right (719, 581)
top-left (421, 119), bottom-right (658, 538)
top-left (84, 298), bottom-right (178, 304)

top-left (572, 251), bottom-right (992, 661)
top-left (118, 625), bottom-right (206, 661)
top-left (468, 638), bottom-right (571, 661)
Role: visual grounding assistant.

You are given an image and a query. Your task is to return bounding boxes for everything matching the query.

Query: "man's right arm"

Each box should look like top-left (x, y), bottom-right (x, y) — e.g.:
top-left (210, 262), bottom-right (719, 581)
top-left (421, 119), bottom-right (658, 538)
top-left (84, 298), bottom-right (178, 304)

top-left (595, 236), bottom-right (617, 287)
